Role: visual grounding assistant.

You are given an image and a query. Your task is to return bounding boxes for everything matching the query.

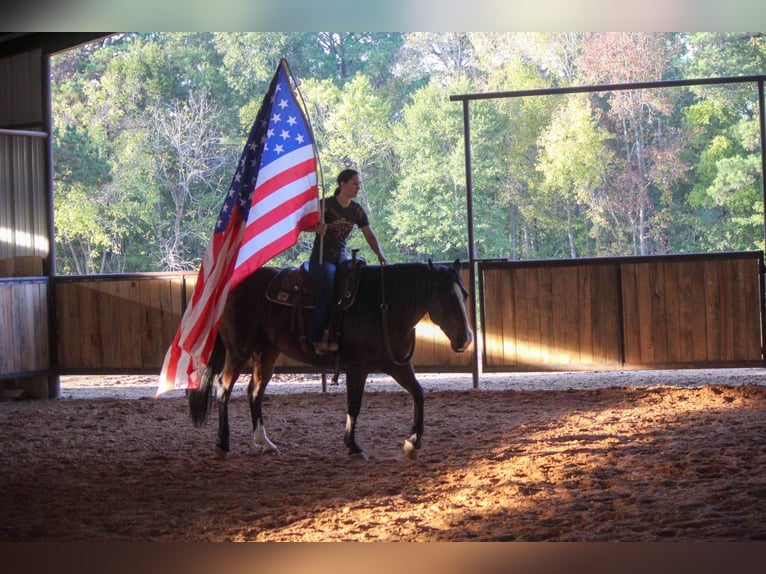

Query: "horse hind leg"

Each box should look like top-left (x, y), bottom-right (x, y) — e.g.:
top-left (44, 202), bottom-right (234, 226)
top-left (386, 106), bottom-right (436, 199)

top-left (248, 350), bottom-right (280, 455)
top-left (214, 356), bottom-right (245, 458)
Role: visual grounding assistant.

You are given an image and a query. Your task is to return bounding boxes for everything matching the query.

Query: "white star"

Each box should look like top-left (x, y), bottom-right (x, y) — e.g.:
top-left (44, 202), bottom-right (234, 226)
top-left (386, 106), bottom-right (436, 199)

top-left (280, 129), bottom-right (290, 140)
top-left (278, 98), bottom-right (289, 110)
top-left (271, 113), bottom-right (281, 124)
top-left (287, 115), bottom-right (297, 126)
top-left (295, 134), bottom-right (305, 144)
top-left (274, 143), bottom-right (284, 154)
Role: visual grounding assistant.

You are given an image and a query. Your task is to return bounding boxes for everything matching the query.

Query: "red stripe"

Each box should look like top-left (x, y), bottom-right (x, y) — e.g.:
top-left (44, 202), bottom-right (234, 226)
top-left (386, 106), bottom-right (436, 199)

top-left (230, 211), bottom-right (317, 289)
top-left (241, 187), bottom-right (318, 244)
top-left (253, 157), bottom-right (316, 201)
top-left (230, 231), bottom-right (301, 288)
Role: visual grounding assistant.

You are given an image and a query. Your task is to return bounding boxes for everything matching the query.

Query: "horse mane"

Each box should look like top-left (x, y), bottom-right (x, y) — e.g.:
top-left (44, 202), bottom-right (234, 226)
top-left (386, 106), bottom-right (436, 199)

top-left (357, 262), bottom-right (441, 319)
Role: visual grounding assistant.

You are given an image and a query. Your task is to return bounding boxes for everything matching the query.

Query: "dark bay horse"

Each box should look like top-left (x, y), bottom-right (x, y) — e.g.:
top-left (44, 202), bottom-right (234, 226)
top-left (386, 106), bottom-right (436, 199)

top-left (188, 260), bottom-right (473, 460)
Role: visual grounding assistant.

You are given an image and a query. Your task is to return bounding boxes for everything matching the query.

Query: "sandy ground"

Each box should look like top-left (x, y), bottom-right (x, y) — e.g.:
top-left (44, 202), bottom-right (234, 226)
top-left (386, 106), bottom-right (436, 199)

top-left (1, 368), bottom-right (765, 541)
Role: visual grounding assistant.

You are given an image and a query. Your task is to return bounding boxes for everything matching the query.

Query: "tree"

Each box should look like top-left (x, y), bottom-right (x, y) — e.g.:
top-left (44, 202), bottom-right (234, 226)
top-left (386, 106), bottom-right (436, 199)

top-left (147, 91), bottom-right (233, 271)
top-left (578, 32), bottom-right (686, 255)
top-left (537, 95), bottom-right (614, 257)
top-left (53, 125), bottom-right (120, 274)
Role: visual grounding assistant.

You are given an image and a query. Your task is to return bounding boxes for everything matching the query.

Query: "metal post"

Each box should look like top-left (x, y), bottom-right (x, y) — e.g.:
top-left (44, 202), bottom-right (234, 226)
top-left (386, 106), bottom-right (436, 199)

top-left (461, 100), bottom-right (480, 389)
top-left (42, 52), bottom-right (60, 399)
top-left (758, 80), bottom-right (766, 360)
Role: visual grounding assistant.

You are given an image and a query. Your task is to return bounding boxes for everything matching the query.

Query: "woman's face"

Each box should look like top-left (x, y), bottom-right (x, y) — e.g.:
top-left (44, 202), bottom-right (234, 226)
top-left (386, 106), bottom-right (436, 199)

top-left (340, 174), bottom-right (361, 197)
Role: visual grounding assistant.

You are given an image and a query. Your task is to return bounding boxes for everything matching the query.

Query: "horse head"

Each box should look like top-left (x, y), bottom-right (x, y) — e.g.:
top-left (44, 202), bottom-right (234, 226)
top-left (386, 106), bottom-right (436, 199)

top-left (427, 259), bottom-right (473, 353)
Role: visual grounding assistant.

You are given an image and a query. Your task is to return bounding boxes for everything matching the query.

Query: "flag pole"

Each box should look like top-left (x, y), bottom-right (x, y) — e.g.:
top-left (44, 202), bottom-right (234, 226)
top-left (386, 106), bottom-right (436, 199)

top-left (282, 58), bottom-right (326, 265)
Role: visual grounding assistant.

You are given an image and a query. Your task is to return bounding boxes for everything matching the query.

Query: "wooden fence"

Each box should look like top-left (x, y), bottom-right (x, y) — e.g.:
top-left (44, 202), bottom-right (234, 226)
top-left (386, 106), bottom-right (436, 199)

top-left (479, 251), bottom-right (765, 371)
top-left (2, 253), bottom-right (763, 398)
top-left (52, 267), bottom-right (474, 374)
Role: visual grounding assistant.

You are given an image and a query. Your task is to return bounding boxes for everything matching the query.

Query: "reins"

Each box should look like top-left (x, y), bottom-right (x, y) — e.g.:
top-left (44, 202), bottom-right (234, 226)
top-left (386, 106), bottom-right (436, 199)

top-left (380, 265), bottom-right (416, 366)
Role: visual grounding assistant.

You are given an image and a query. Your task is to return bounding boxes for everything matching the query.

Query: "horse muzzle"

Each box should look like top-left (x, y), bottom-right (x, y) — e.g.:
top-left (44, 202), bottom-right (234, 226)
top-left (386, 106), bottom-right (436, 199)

top-left (452, 330), bottom-right (473, 353)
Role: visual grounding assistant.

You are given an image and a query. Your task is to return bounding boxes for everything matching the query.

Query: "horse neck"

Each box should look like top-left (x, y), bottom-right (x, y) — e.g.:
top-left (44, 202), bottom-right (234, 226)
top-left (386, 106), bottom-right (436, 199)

top-left (374, 263), bottom-right (433, 329)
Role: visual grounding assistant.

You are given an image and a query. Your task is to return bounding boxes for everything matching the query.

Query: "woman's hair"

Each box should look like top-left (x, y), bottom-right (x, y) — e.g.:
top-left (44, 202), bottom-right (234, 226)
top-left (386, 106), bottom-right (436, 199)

top-left (334, 168), bottom-right (359, 196)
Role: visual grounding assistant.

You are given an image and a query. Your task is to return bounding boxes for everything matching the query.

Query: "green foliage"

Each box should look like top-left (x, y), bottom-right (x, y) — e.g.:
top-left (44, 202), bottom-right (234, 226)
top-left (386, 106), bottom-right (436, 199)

top-left (50, 32), bottom-right (766, 275)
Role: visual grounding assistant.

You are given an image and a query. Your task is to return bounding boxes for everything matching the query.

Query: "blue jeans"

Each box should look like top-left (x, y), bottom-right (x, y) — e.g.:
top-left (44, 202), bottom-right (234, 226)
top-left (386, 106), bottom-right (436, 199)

top-left (309, 260), bottom-right (337, 343)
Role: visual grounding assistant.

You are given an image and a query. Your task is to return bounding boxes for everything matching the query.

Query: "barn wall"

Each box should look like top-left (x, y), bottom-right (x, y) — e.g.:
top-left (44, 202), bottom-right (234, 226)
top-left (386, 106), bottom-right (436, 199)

top-left (480, 251), bottom-right (765, 371)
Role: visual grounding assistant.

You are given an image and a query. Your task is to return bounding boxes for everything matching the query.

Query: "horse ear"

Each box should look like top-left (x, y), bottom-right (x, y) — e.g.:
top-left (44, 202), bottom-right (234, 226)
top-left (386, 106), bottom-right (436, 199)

top-left (453, 259), bottom-right (461, 271)
top-left (428, 259), bottom-right (434, 270)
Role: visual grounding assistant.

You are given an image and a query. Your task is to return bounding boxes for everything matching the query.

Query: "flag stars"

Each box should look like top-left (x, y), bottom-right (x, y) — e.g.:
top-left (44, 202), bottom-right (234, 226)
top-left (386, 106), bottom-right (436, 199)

top-left (280, 129), bottom-right (291, 140)
top-left (278, 98), bottom-right (289, 110)
top-left (271, 113), bottom-right (281, 124)
top-left (287, 115), bottom-right (297, 126)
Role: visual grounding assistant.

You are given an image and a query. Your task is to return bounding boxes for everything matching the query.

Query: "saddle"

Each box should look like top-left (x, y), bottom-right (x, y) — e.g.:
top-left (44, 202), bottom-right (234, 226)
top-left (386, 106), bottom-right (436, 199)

top-left (266, 257), bottom-right (366, 310)
top-left (265, 256), bottom-right (367, 353)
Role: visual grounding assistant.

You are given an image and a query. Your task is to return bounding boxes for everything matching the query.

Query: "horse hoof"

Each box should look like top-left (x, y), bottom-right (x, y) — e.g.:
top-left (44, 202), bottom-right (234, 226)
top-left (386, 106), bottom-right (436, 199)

top-left (349, 451), bottom-right (369, 462)
top-left (215, 446), bottom-right (228, 460)
top-left (404, 439), bottom-right (419, 460)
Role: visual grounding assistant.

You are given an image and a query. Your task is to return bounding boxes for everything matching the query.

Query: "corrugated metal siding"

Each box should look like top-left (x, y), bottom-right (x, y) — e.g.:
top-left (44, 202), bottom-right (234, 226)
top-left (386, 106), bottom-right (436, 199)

top-left (0, 49), bottom-right (43, 128)
top-left (0, 133), bottom-right (48, 262)
top-left (0, 48), bottom-right (49, 270)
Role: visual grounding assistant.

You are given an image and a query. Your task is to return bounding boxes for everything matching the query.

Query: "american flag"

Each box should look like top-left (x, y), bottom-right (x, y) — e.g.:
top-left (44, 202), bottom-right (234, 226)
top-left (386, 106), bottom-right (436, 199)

top-left (157, 59), bottom-right (319, 394)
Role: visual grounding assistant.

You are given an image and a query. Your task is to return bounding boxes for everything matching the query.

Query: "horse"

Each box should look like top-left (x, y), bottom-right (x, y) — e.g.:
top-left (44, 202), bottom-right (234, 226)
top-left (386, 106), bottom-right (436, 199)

top-left (188, 259), bottom-right (473, 460)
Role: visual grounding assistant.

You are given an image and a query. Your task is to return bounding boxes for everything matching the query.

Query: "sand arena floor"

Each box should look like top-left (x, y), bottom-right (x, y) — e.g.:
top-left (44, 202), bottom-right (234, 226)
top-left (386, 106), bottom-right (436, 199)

top-left (1, 369), bottom-right (765, 541)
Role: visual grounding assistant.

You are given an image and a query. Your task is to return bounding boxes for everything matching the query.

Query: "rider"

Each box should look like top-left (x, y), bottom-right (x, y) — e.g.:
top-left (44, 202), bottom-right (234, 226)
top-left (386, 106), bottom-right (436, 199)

top-left (307, 168), bottom-right (387, 355)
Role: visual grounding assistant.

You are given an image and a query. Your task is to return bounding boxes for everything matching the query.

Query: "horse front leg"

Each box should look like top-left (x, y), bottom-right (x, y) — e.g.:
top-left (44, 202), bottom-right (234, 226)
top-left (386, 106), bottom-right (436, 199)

top-left (386, 362), bottom-right (424, 460)
top-left (344, 369), bottom-right (369, 461)
top-left (248, 350), bottom-right (280, 455)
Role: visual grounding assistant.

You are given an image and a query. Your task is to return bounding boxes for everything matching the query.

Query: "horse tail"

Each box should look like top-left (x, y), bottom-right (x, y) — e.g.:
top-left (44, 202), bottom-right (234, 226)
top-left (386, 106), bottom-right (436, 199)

top-left (188, 334), bottom-right (225, 426)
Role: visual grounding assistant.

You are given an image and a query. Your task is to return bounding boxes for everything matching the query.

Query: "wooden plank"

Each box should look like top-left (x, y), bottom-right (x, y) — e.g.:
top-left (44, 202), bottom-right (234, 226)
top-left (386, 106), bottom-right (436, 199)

top-left (123, 279), bottom-right (143, 368)
top-left (17, 283), bottom-right (47, 370)
top-left (564, 267), bottom-right (581, 364)
top-left (525, 266), bottom-right (542, 365)
top-left (703, 260), bottom-right (722, 361)
top-left (550, 266), bottom-right (571, 365)
top-left (99, 281), bottom-right (120, 370)
top-left (663, 261), bottom-right (682, 362)
top-left (689, 261), bottom-right (708, 361)
top-left (733, 258), bottom-right (761, 359)
top-left (79, 282), bottom-right (96, 368)
top-left (594, 264), bottom-right (619, 364)
top-left (480, 269), bottom-right (500, 367)
top-left (513, 268), bottom-right (531, 366)
top-left (718, 259), bottom-right (734, 361)
top-left (620, 264), bottom-right (640, 364)
top-left (537, 266), bottom-right (554, 364)
top-left (500, 269), bottom-right (517, 366)
top-left (0, 285), bottom-right (13, 372)
top-left (140, 279), bottom-right (162, 367)
top-left (577, 265), bottom-right (594, 363)
top-left (650, 262), bottom-right (668, 363)
top-left (635, 261), bottom-right (655, 363)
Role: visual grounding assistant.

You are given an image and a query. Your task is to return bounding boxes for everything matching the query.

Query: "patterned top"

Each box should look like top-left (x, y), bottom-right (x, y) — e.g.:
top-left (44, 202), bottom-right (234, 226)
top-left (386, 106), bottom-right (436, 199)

top-left (310, 196), bottom-right (370, 265)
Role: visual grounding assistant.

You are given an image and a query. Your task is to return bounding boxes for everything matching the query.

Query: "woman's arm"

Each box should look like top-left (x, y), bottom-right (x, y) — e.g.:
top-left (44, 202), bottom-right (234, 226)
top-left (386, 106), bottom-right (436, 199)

top-left (361, 225), bottom-right (387, 264)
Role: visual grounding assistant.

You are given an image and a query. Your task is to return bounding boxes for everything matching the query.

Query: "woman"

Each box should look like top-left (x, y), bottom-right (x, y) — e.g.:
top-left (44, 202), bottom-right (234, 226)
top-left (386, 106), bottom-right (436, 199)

top-left (308, 168), bottom-right (387, 354)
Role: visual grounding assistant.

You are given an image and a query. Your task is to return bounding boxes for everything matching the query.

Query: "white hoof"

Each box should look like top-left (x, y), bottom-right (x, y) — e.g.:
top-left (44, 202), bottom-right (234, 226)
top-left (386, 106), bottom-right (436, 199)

top-left (254, 422), bottom-right (280, 455)
top-left (403, 437), bottom-right (419, 460)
